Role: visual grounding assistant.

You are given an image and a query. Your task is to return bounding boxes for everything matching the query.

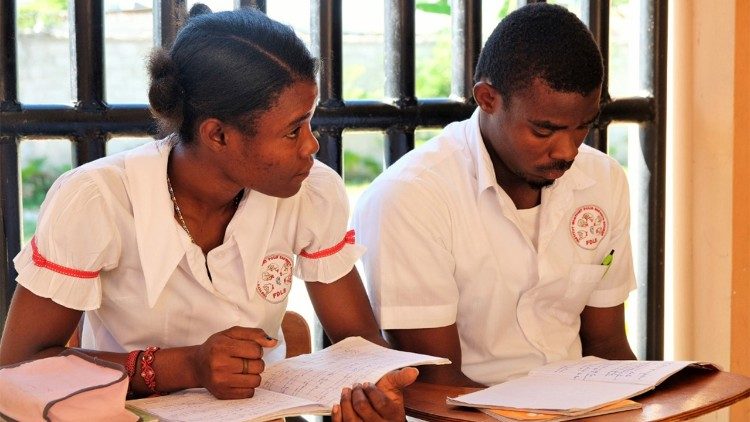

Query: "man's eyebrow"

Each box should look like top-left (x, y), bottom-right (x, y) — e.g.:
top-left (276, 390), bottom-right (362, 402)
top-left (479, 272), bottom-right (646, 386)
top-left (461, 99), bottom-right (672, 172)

top-left (528, 119), bottom-right (567, 131)
top-left (528, 111), bottom-right (601, 131)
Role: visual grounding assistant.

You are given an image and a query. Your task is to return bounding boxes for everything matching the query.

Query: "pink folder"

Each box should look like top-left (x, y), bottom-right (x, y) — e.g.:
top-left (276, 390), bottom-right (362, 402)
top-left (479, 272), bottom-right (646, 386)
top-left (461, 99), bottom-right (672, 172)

top-left (0, 349), bottom-right (137, 421)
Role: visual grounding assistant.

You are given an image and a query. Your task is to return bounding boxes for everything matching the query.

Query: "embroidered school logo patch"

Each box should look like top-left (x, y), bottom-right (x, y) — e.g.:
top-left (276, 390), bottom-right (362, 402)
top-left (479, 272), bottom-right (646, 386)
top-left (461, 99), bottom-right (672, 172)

top-left (570, 205), bottom-right (608, 250)
top-left (256, 254), bottom-right (293, 303)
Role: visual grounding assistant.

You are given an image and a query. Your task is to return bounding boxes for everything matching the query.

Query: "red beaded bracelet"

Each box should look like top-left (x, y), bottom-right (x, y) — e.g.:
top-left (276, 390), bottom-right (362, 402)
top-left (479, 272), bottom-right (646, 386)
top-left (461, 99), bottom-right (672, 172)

top-left (125, 350), bottom-right (141, 383)
top-left (140, 346), bottom-right (160, 395)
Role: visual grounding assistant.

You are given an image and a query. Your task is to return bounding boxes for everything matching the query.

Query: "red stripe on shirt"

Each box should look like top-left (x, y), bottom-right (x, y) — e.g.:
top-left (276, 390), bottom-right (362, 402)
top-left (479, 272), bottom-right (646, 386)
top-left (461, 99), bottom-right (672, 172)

top-left (299, 230), bottom-right (356, 259)
top-left (31, 237), bottom-right (100, 279)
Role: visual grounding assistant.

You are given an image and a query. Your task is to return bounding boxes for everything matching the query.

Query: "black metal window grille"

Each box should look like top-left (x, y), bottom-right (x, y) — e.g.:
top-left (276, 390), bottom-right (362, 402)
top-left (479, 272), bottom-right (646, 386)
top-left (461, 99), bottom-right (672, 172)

top-left (0, 0), bottom-right (666, 359)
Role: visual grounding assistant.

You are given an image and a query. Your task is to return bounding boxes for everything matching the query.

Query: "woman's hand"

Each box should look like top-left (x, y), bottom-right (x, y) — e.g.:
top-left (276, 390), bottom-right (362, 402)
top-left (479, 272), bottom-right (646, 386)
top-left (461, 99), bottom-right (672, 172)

top-left (191, 326), bottom-right (277, 399)
top-left (332, 367), bottom-right (419, 421)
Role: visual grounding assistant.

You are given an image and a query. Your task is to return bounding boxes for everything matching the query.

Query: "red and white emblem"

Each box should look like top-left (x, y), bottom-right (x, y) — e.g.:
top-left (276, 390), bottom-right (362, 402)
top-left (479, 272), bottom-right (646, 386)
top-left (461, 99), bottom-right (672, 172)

top-left (570, 205), bottom-right (608, 250)
top-left (256, 254), bottom-right (293, 303)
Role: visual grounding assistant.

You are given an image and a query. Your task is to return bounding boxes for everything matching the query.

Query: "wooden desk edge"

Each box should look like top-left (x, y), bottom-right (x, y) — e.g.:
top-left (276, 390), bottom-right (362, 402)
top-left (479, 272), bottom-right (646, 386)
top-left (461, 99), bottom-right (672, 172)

top-left (404, 370), bottom-right (750, 422)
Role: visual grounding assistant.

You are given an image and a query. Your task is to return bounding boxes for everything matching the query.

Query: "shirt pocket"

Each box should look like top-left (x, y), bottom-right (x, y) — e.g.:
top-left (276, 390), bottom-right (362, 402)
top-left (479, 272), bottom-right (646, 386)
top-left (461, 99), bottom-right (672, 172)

top-left (550, 264), bottom-right (608, 325)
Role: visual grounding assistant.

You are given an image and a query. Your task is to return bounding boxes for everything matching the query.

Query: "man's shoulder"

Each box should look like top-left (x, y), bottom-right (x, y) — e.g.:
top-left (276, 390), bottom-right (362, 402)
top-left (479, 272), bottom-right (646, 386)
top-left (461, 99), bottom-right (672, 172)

top-left (574, 144), bottom-right (626, 179)
top-left (372, 125), bottom-right (474, 192)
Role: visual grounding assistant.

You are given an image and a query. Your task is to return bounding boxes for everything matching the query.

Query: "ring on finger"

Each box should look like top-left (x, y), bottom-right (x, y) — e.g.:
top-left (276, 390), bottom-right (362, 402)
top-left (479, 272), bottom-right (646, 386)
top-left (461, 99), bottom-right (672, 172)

top-left (242, 357), bottom-right (250, 375)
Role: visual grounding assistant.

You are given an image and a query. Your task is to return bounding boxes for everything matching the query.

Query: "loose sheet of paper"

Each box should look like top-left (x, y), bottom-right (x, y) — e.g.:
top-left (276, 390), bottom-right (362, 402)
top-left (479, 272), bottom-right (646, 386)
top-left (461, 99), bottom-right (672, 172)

top-left (127, 388), bottom-right (326, 422)
top-left (528, 356), bottom-right (697, 385)
top-left (260, 336), bottom-right (449, 407)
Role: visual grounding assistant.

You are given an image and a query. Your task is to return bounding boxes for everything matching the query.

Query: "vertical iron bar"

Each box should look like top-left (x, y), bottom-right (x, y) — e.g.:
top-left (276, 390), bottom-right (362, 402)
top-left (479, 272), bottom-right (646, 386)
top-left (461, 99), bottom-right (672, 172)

top-left (643, 0), bottom-right (667, 361)
top-left (71, 0), bottom-right (105, 111)
top-left (0, 0), bottom-right (20, 324)
top-left (451, 0), bottom-right (481, 102)
top-left (384, 0), bottom-right (415, 166)
top-left (311, 0), bottom-right (344, 176)
top-left (71, 0), bottom-right (106, 165)
top-left (234, 0), bottom-right (266, 11)
top-left (583, 0), bottom-right (609, 153)
top-left (154, 0), bottom-right (188, 48)
top-left (0, 138), bottom-right (20, 329)
top-left (0, 0), bottom-right (19, 111)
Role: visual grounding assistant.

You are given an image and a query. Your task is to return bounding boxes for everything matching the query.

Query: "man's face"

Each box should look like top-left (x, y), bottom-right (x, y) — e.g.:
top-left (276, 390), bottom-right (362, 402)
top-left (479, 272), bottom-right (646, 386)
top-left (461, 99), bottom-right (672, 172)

top-left (480, 78), bottom-right (602, 189)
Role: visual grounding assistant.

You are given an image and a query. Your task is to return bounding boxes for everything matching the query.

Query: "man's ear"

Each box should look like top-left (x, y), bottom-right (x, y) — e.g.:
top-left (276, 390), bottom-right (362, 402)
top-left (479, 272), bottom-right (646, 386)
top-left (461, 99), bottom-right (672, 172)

top-left (197, 118), bottom-right (228, 152)
top-left (473, 81), bottom-right (504, 114)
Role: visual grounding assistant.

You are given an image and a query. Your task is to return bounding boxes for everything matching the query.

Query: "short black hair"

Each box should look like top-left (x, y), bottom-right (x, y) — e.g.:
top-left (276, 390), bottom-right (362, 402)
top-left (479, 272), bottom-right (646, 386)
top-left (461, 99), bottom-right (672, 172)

top-left (147, 4), bottom-right (318, 143)
top-left (474, 3), bottom-right (603, 105)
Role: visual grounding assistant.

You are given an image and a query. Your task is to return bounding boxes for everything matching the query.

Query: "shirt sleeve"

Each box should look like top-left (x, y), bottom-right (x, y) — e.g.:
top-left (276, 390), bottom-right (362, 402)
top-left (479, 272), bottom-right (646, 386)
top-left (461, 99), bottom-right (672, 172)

top-left (293, 161), bottom-right (365, 283)
top-left (13, 168), bottom-right (121, 310)
top-left (352, 175), bottom-right (458, 330)
top-left (586, 159), bottom-right (637, 308)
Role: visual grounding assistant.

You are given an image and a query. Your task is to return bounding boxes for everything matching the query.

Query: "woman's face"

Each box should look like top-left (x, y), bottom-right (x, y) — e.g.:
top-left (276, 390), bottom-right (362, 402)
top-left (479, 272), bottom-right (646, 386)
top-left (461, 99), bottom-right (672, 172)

top-left (225, 80), bottom-right (320, 198)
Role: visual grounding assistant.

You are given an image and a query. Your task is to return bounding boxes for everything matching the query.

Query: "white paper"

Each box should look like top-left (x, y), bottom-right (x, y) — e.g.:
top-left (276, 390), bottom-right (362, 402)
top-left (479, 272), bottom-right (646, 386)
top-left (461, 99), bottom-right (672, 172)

top-left (447, 356), bottom-right (717, 415)
top-left (260, 336), bottom-right (450, 407)
top-left (128, 336), bottom-right (450, 422)
top-left (127, 388), bottom-right (325, 422)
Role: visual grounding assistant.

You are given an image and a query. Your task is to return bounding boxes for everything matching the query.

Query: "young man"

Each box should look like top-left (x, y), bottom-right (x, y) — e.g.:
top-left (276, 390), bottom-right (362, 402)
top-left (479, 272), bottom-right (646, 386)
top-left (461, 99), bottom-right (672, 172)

top-left (353, 3), bottom-right (637, 387)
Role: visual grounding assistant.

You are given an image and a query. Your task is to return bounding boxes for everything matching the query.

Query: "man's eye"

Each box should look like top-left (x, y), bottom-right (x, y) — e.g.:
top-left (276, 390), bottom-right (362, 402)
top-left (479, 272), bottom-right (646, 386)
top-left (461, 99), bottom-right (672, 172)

top-left (532, 128), bottom-right (553, 137)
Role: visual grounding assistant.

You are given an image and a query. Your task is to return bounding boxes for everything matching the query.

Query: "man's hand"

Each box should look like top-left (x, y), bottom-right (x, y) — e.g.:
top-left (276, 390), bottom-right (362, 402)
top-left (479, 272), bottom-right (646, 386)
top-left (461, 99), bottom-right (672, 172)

top-left (191, 326), bottom-right (278, 399)
top-left (332, 367), bottom-right (418, 421)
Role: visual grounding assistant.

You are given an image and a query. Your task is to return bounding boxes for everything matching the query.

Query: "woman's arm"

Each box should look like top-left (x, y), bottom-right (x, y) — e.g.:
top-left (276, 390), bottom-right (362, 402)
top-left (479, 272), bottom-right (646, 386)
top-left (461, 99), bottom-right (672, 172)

top-left (0, 286), bottom-right (276, 399)
top-left (305, 267), bottom-right (385, 346)
top-left (306, 267), bottom-right (417, 421)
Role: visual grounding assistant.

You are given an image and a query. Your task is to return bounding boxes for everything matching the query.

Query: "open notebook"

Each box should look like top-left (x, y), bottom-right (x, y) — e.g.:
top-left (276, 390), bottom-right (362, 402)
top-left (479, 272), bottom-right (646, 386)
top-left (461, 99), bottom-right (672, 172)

top-left (127, 336), bottom-right (449, 422)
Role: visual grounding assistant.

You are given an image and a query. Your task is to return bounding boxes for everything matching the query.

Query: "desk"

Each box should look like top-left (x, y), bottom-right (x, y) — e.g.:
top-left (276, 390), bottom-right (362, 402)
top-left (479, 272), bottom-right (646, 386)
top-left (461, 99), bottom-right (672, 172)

top-left (404, 367), bottom-right (750, 421)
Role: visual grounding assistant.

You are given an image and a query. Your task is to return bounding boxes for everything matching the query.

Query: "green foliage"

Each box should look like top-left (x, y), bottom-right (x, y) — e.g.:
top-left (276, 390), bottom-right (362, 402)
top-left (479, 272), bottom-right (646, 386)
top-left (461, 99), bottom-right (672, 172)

top-left (343, 64), bottom-right (373, 100)
top-left (21, 157), bottom-right (70, 210)
top-left (415, 29), bottom-right (452, 98)
top-left (17, 0), bottom-right (68, 32)
top-left (415, 0), bottom-right (450, 15)
top-left (344, 149), bottom-right (382, 185)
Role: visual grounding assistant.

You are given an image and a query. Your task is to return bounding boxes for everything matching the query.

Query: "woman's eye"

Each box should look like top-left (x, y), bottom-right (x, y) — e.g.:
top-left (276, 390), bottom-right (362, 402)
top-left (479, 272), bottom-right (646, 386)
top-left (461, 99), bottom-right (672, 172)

top-left (286, 127), bottom-right (302, 139)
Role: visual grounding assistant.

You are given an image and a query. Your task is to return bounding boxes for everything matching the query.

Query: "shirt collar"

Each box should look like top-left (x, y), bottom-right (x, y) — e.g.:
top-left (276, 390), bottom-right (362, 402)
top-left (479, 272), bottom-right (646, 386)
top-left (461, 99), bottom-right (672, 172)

top-left (123, 138), bottom-right (186, 308)
top-left (228, 190), bottom-right (279, 302)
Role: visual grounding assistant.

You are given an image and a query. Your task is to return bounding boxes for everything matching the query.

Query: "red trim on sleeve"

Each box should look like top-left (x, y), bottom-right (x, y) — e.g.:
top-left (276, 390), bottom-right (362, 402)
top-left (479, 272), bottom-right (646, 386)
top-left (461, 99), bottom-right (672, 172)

top-left (31, 237), bottom-right (100, 279)
top-left (299, 229), bottom-right (356, 259)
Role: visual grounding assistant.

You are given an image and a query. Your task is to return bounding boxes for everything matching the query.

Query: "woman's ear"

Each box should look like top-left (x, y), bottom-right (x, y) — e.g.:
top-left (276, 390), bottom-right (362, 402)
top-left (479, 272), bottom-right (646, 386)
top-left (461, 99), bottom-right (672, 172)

top-left (197, 118), bottom-right (228, 152)
top-left (473, 81), bottom-right (504, 114)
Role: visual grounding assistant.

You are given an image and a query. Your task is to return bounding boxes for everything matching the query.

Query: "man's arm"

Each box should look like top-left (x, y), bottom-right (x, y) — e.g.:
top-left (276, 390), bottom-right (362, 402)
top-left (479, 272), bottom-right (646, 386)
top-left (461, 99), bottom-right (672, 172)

top-left (579, 303), bottom-right (636, 360)
top-left (386, 324), bottom-right (485, 387)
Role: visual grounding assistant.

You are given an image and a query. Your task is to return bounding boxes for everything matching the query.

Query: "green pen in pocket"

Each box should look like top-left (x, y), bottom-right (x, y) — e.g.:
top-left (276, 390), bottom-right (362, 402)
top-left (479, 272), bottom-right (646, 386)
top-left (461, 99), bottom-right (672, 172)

top-left (601, 249), bottom-right (615, 278)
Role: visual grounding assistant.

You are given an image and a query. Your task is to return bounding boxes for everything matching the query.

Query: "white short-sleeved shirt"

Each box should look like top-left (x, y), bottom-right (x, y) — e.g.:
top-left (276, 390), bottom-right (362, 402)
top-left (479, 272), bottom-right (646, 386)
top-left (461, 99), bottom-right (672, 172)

top-left (14, 139), bottom-right (364, 364)
top-left (352, 110), bottom-right (636, 385)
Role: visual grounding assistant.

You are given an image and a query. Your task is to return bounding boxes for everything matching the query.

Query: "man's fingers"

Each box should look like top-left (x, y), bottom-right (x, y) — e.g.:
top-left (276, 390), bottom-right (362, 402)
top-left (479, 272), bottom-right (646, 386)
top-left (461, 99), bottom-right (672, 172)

top-left (376, 367), bottom-right (419, 391)
top-left (338, 387), bottom-right (363, 422)
top-left (361, 382), bottom-right (390, 411)
top-left (350, 384), bottom-right (381, 420)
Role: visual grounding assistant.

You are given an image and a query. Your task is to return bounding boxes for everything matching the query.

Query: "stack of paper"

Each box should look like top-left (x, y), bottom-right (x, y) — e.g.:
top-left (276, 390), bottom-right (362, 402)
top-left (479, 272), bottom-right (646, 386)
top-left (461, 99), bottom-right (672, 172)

top-left (447, 356), bottom-right (717, 420)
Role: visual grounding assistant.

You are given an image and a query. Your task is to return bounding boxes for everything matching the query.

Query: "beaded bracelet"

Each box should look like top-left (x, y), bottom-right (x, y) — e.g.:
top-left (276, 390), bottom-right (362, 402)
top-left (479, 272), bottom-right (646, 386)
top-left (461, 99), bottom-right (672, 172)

top-left (140, 346), bottom-right (161, 395)
top-left (125, 350), bottom-right (141, 382)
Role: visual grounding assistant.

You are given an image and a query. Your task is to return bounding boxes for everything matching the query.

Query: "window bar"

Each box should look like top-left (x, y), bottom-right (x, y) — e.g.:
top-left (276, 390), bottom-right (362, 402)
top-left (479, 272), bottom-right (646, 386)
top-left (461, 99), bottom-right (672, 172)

top-left (0, 0), bottom-right (20, 322)
top-left (642, 0), bottom-right (668, 360)
top-left (583, 0), bottom-right (610, 153)
top-left (450, 0), bottom-right (481, 102)
top-left (234, 0), bottom-right (266, 11)
top-left (384, 0), bottom-right (416, 166)
top-left (71, 0), bottom-right (107, 165)
top-left (155, 0), bottom-right (188, 48)
top-left (311, 0), bottom-right (344, 175)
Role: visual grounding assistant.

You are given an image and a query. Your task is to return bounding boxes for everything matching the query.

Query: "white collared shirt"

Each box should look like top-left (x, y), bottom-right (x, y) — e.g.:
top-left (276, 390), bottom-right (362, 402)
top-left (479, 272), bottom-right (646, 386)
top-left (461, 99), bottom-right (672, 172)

top-left (353, 110), bottom-right (636, 385)
top-left (14, 139), bottom-right (364, 363)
